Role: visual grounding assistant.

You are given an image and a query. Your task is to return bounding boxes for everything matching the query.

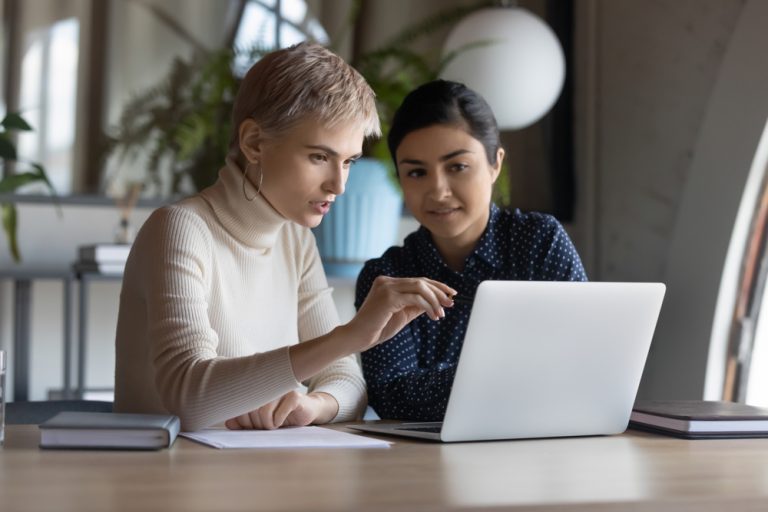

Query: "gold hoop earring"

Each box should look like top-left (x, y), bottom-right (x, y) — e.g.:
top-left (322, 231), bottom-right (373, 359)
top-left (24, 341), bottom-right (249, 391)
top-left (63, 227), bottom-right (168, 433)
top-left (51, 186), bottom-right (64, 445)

top-left (242, 162), bottom-right (263, 201)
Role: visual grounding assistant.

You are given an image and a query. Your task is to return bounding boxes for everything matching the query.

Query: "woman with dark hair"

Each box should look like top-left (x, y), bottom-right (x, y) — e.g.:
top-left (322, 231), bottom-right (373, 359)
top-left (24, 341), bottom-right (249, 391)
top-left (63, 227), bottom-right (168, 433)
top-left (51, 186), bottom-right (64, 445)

top-left (355, 79), bottom-right (587, 421)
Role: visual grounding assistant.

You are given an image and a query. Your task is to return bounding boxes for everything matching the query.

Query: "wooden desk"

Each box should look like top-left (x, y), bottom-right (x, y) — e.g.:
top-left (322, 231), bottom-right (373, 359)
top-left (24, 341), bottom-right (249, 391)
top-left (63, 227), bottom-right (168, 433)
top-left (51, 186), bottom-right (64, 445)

top-left (2, 425), bottom-right (768, 511)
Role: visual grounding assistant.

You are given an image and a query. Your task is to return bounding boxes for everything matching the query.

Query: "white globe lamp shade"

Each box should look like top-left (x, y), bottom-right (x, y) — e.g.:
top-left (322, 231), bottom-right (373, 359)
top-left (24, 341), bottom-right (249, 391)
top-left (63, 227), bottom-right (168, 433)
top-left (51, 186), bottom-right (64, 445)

top-left (441, 7), bottom-right (565, 130)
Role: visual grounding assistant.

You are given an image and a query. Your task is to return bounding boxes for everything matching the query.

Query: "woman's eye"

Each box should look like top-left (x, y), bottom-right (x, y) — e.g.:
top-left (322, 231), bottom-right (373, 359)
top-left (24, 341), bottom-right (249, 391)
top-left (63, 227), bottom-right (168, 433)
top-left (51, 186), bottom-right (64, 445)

top-left (405, 169), bottom-right (426, 178)
top-left (344, 158), bottom-right (358, 168)
top-left (450, 163), bottom-right (469, 172)
top-left (310, 154), bottom-right (328, 163)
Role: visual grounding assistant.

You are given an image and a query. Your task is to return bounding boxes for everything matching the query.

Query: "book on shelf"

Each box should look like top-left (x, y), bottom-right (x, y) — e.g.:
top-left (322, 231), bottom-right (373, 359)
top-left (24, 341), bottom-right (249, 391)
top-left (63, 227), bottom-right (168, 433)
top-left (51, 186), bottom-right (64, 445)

top-left (629, 400), bottom-right (768, 439)
top-left (73, 261), bottom-right (126, 275)
top-left (78, 244), bottom-right (131, 263)
top-left (39, 411), bottom-right (181, 450)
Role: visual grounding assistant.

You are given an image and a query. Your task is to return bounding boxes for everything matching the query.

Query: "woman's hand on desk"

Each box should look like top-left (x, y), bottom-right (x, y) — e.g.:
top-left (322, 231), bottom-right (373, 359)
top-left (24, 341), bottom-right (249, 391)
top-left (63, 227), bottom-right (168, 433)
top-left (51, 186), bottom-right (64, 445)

top-left (350, 276), bottom-right (456, 348)
top-left (224, 390), bottom-right (339, 430)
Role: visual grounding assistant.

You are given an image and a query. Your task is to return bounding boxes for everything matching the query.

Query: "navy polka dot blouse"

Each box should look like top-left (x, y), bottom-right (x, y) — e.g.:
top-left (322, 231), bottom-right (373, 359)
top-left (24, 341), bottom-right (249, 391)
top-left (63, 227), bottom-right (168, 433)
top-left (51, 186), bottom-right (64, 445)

top-left (354, 204), bottom-right (588, 421)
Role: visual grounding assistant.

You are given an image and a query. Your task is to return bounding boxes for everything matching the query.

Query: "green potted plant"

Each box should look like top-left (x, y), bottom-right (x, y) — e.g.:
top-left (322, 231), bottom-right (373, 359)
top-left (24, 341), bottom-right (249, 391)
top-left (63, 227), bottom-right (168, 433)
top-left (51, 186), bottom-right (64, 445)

top-left (106, 46), bottom-right (268, 195)
top-left (0, 112), bottom-right (58, 262)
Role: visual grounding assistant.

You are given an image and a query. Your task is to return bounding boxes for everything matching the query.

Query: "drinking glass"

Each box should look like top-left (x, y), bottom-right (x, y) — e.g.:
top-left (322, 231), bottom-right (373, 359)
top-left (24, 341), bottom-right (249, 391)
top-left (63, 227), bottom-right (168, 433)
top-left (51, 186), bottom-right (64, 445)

top-left (0, 349), bottom-right (6, 445)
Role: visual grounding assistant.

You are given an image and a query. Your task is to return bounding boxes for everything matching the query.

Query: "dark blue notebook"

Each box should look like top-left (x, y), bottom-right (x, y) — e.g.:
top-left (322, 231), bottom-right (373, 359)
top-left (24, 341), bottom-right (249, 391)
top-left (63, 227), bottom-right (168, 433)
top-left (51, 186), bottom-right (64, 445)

top-left (629, 400), bottom-right (768, 439)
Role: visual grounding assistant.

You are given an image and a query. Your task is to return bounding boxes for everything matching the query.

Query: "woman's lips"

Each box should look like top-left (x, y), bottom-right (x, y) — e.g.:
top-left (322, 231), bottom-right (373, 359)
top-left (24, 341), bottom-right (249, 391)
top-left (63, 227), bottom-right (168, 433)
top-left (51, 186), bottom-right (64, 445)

top-left (427, 206), bottom-right (461, 218)
top-left (310, 200), bottom-right (333, 215)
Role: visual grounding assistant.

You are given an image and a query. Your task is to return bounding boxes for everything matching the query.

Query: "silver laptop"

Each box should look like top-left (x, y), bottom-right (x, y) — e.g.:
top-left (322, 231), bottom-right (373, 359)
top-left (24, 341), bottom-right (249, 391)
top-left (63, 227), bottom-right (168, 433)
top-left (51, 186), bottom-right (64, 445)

top-left (350, 281), bottom-right (666, 442)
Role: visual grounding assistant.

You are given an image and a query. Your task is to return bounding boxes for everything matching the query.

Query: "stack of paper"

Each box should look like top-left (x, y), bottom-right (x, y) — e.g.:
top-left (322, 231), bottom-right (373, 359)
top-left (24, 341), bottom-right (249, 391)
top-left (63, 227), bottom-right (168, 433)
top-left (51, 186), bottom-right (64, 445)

top-left (180, 426), bottom-right (390, 449)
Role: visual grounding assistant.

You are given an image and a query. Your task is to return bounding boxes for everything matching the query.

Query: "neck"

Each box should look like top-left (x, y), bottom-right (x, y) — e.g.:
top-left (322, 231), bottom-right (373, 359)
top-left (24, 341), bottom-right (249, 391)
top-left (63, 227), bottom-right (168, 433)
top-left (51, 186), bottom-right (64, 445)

top-left (198, 158), bottom-right (289, 250)
top-left (430, 204), bottom-right (493, 272)
top-left (433, 238), bottom-right (475, 272)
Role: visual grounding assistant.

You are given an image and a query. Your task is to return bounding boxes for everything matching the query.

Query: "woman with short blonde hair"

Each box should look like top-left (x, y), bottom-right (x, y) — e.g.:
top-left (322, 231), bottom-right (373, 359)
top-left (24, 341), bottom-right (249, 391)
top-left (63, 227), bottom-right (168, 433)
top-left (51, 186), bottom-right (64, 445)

top-left (115, 43), bottom-right (456, 431)
top-left (229, 42), bottom-right (380, 150)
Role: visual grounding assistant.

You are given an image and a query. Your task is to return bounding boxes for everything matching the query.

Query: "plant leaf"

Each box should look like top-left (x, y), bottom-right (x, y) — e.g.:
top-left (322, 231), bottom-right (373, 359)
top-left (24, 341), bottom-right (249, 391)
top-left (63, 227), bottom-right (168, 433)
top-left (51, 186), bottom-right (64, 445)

top-left (0, 133), bottom-right (17, 160)
top-left (1, 203), bottom-right (21, 262)
top-left (1, 112), bottom-right (33, 131)
top-left (0, 171), bottom-right (43, 193)
top-left (376, 0), bottom-right (493, 55)
top-left (29, 163), bottom-right (62, 216)
top-left (437, 39), bottom-right (496, 74)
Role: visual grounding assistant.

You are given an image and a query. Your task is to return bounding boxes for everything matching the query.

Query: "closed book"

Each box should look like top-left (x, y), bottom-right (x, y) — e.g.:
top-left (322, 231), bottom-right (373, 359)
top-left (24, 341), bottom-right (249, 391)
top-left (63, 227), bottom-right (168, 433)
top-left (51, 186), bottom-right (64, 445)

top-left (78, 244), bottom-right (131, 263)
top-left (629, 400), bottom-right (768, 439)
top-left (39, 411), bottom-right (181, 450)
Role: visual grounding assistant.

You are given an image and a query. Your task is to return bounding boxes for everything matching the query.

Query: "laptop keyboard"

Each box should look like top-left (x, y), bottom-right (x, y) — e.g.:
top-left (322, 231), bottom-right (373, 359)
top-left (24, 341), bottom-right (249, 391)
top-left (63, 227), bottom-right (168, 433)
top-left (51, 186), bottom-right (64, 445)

top-left (396, 425), bottom-right (442, 434)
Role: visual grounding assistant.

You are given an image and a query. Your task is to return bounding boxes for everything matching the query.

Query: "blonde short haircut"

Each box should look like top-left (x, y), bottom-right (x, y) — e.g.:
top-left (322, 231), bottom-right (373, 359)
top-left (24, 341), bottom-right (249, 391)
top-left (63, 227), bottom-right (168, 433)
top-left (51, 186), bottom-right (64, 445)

top-left (229, 42), bottom-right (380, 153)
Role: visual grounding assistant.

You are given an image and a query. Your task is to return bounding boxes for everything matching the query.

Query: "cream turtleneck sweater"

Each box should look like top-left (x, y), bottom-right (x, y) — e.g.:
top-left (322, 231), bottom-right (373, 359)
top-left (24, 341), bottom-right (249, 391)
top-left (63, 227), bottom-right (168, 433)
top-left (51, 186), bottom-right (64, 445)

top-left (114, 159), bottom-right (366, 431)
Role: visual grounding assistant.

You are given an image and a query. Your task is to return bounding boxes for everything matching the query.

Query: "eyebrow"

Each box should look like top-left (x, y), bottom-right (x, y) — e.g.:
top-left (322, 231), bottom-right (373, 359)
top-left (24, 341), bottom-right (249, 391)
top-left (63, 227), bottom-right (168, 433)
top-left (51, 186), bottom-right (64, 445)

top-left (305, 144), bottom-right (363, 160)
top-left (398, 148), bottom-right (472, 166)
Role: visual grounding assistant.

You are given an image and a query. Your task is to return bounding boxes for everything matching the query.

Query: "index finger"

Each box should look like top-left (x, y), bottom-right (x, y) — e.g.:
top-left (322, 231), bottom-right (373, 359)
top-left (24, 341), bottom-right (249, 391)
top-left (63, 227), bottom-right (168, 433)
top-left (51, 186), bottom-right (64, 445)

top-left (421, 278), bottom-right (458, 298)
top-left (272, 395), bottom-right (300, 428)
top-left (396, 278), bottom-right (456, 320)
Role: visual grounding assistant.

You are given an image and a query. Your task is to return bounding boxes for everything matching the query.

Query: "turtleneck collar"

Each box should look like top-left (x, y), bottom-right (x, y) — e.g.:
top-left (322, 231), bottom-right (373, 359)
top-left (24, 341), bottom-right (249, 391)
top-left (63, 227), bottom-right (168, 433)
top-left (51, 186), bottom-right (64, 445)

top-left (199, 157), bottom-right (288, 250)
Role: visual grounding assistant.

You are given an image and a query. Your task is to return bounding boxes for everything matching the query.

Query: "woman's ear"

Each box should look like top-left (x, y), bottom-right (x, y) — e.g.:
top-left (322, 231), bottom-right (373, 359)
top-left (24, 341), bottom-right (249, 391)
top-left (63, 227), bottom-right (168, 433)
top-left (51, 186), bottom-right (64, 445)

top-left (490, 148), bottom-right (505, 184)
top-left (239, 119), bottom-right (263, 164)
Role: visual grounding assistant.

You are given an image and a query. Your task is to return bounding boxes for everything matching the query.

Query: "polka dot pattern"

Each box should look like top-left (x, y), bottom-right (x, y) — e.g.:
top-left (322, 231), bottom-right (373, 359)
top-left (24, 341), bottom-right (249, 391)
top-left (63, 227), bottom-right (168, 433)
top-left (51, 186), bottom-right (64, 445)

top-left (354, 204), bottom-right (588, 421)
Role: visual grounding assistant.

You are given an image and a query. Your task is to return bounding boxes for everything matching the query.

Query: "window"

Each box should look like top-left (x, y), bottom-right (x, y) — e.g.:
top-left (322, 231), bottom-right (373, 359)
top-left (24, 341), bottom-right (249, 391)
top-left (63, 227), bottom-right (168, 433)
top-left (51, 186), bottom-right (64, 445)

top-left (3, 0), bottom-right (327, 198)
top-left (722, 120), bottom-right (768, 405)
top-left (233, 0), bottom-right (328, 75)
top-left (17, 17), bottom-right (80, 194)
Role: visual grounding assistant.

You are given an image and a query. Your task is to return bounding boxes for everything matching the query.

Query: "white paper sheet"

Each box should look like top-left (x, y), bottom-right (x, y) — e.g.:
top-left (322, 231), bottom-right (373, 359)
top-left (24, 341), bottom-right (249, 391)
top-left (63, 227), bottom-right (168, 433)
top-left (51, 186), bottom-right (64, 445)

top-left (180, 426), bottom-right (391, 449)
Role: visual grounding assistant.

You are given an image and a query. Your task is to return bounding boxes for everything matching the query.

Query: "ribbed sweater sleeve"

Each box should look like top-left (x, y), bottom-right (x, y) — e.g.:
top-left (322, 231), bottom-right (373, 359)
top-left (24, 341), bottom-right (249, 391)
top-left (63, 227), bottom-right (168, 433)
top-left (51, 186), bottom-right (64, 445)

top-left (296, 229), bottom-right (366, 422)
top-left (135, 207), bottom-right (301, 431)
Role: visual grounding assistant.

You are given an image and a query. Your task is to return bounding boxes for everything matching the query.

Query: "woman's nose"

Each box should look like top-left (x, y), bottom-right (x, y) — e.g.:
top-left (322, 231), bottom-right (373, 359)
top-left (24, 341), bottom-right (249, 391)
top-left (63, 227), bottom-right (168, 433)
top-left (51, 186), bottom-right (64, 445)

top-left (324, 164), bottom-right (346, 195)
top-left (428, 171), bottom-right (451, 198)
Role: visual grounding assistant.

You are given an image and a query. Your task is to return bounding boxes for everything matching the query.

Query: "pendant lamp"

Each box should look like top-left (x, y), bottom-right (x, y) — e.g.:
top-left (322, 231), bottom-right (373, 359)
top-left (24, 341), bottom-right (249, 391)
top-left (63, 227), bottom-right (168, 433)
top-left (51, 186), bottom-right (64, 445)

top-left (441, 4), bottom-right (565, 130)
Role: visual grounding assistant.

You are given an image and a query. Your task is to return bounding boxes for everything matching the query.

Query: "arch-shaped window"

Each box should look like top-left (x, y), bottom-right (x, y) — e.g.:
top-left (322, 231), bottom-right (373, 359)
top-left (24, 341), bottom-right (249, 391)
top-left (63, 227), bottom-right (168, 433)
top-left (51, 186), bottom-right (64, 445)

top-left (233, 0), bottom-right (328, 75)
top-left (722, 119), bottom-right (768, 404)
top-left (645, 0), bottom-right (768, 403)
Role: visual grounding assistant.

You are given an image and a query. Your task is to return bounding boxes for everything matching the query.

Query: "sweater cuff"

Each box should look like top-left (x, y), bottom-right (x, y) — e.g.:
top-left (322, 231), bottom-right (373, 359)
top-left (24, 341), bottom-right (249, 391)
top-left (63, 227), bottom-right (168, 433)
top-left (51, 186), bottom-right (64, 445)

top-left (271, 345), bottom-right (303, 390)
top-left (312, 378), bottom-right (367, 422)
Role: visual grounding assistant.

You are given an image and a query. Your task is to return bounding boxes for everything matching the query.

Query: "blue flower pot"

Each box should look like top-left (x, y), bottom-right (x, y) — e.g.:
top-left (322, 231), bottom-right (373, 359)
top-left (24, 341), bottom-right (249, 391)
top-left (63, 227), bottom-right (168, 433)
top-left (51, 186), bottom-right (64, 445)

top-left (312, 158), bottom-right (402, 278)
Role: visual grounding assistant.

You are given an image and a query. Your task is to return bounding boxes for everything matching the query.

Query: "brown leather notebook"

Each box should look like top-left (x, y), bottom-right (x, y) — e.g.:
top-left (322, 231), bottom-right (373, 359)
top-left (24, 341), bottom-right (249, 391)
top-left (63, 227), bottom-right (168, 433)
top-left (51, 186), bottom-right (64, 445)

top-left (629, 400), bottom-right (768, 439)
